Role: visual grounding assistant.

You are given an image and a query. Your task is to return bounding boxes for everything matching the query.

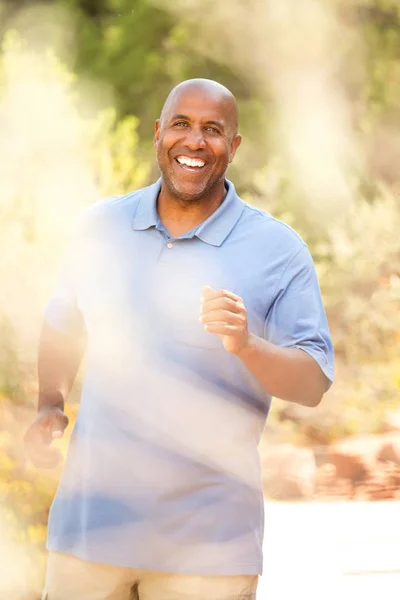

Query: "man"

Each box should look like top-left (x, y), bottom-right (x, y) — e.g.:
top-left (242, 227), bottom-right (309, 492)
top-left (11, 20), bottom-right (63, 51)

top-left (25, 79), bottom-right (334, 600)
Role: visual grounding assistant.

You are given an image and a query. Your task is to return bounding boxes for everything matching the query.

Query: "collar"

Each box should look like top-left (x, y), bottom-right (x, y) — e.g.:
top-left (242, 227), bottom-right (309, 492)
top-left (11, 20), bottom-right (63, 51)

top-left (132, 178), bottom-right (245, 247)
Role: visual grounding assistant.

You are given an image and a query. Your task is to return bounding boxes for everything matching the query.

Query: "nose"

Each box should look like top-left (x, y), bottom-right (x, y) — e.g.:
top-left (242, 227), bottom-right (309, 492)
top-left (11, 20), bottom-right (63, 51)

top-left (184, 126), bottom-right (206, 150)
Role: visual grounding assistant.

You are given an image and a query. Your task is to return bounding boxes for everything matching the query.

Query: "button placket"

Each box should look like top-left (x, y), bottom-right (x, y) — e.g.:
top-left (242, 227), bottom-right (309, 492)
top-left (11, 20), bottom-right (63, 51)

top-left (157, 237), bottom-right (177, 263)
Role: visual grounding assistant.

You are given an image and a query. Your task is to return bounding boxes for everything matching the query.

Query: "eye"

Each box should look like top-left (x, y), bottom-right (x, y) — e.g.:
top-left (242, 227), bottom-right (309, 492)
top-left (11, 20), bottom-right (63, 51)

top-left (173, 121), bottom-right (188, 127)
top-left (205, 126), bottom-right (220, 134)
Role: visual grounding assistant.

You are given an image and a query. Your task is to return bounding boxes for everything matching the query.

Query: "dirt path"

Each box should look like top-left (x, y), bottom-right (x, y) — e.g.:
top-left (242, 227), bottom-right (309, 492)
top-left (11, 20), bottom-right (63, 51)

top-left (258, 501), bottom-right (400, 600)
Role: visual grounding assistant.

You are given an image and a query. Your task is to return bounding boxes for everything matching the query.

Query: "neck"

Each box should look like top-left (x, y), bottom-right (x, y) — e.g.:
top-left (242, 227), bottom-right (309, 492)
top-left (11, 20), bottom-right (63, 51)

top-left (157, 181), bottom-right (227, 238)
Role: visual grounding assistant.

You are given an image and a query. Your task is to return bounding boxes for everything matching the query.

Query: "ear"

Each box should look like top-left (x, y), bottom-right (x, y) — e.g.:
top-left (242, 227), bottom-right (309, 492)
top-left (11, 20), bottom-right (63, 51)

top-left (229, 134), bottom-right (242, 163)
top-left (154, 119), bottom-right (161, 149)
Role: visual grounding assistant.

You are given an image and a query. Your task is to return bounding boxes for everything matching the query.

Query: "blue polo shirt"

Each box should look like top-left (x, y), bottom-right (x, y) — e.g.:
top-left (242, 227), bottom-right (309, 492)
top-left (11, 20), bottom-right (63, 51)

top-left (45, 179), bottom-right (334, 576)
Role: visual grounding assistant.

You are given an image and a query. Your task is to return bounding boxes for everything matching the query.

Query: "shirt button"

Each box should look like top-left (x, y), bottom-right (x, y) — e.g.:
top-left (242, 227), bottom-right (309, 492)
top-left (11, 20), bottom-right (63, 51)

top-left (166, 242), bottom-right (174, 249)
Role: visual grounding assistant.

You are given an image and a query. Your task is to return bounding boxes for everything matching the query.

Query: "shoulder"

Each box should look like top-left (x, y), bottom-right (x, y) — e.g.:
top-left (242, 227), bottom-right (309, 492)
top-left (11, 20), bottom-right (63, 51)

top-left (83, 187), bottom-right (146, 223)
top-left (242, 202), bottom-right (305, 244)
top-left (236, 200), bottom-right (307, 261)
top-left (75, 184), bottom-right (152, 236)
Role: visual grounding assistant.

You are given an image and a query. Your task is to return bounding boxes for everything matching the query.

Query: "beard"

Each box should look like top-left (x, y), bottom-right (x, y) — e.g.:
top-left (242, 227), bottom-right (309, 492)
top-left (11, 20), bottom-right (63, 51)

top-left (157, 160), bottom-right (226, 205)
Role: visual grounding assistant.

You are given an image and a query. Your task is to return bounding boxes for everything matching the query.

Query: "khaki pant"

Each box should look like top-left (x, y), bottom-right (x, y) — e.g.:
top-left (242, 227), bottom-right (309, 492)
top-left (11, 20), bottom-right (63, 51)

top-left (43, 552), bottom-right (258, 599)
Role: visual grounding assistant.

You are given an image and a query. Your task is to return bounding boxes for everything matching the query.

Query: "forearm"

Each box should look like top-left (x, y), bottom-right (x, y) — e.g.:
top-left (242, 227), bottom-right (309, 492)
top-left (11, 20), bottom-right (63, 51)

top-left (237, 333), bottom-right (330, 407)
top-left (38, 322), bottom-right (86, 412)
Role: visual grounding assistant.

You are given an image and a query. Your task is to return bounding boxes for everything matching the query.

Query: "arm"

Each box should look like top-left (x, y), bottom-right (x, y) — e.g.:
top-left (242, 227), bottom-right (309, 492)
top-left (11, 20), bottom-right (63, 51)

top-left (38, 322), bottom-right (86, 412)
top-left (201, 287), bottom-right (329, 407)
top-left (25, 208), bottom-right (93, 466)
top-left (200, 247), bottom-right (334, 407)
top-left (24, 323), bottom-right (86, 468)
top-left (236, 334), bottom-right (329, 407)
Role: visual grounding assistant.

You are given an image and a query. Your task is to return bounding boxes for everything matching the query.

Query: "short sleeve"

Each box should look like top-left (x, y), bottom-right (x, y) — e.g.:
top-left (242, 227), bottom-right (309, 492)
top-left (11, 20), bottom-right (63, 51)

top-left (264, 245), bottom-right (334, 383)
top-left (44, 196), bottom-right (119, 336)
top-left (44, 225), bottom-right (86, 337)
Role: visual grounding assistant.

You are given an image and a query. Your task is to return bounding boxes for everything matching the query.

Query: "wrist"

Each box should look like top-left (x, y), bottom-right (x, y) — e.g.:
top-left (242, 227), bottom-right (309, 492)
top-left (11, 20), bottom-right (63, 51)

top-left (38, 391), bottom-right (65, 413)
top-left (236, 332), bottom-right (257, 358)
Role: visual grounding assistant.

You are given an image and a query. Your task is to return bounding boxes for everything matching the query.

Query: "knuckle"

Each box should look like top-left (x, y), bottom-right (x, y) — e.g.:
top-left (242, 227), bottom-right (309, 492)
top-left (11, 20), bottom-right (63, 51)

top-left (229, 299), bottom-right (237, 310)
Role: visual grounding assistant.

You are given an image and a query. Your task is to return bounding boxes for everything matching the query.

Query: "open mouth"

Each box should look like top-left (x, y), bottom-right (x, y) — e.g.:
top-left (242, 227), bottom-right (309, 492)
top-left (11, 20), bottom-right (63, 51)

top-left (175, 155), bottom-right (206, 172)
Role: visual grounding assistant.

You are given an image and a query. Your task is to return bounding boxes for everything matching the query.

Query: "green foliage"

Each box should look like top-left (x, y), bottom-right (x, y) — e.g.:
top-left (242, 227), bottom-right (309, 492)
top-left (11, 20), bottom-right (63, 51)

top-left (89, 107), bottom-right (150, 196)
top-left (1, 0), bottom-right (400, 595)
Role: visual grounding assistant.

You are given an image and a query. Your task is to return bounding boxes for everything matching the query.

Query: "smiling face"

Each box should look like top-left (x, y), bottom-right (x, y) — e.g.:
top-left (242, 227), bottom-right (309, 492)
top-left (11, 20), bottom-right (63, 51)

top-left (154, 81), bottom-right (242, 203)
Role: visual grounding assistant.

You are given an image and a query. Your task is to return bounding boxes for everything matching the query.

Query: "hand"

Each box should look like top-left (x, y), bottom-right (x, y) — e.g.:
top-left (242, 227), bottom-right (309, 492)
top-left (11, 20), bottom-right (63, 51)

top-left (24, 407), bottom-right (69, 468)
top-left (200, 286), bottom-right (249, 354)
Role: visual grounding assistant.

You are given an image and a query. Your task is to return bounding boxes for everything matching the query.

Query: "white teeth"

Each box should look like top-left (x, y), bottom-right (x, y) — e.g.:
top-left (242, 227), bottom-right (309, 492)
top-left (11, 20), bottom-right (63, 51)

top-left (177, 156), bottom-right (205, 168)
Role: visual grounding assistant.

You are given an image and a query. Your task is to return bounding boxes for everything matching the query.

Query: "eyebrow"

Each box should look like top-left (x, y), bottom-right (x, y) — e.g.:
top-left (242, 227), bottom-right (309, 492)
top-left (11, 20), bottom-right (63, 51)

top-left (205, 119), bottom-right (225, 130)
top-left (170, 114), bottom-right (225, 130)
top-left (170, 114), bottom-right (190, 122)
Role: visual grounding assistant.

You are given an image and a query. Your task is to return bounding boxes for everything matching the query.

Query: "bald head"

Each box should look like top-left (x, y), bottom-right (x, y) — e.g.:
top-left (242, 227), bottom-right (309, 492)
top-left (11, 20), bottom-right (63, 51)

top-left (155, 78), bottom-right (242, 204)
top-left (160, 79), bottom-right (239, 137)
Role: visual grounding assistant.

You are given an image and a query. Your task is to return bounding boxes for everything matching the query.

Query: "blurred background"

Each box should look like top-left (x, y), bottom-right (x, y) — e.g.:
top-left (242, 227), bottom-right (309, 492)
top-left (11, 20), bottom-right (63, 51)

top-left (0, 0), bottom-right (400, 598)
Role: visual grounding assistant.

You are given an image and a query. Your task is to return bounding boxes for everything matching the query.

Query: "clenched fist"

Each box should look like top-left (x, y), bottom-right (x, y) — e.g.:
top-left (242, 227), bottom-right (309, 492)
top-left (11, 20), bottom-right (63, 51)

top-left (24, 407), bottom-right (69, 469)
top-left (200, 285), bottom-right (249, 354)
